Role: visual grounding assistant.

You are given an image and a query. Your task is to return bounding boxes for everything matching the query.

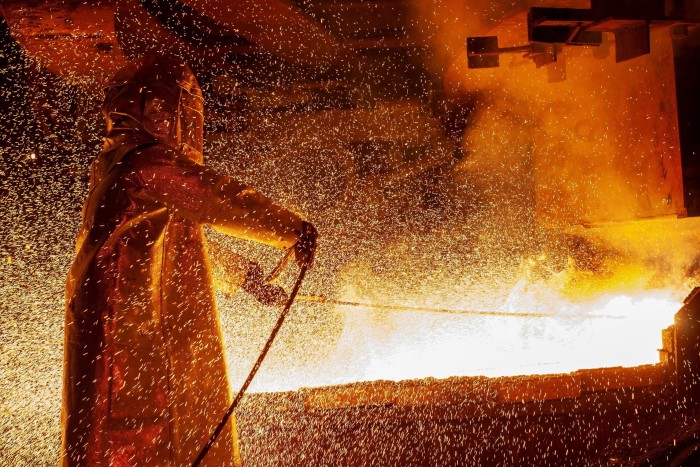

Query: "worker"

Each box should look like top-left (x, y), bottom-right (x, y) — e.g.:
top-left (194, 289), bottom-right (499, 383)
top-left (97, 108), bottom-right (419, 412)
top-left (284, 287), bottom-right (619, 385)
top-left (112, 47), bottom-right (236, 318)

top-left (61, 54), bottom-right (316, 466)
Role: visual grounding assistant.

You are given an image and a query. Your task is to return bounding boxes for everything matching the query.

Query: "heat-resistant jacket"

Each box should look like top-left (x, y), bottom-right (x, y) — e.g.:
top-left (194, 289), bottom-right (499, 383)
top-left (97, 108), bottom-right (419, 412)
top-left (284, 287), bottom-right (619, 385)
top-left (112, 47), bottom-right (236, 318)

top-left (61, 130), bottom-right (302, 466)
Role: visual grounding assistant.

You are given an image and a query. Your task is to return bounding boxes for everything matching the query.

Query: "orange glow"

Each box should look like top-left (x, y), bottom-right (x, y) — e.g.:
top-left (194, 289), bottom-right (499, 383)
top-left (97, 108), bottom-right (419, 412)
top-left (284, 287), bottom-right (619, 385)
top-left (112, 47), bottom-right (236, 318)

top-left (328, 294), bottom-right (677, 383)
top-left (315, 278), bottom-right (679, 388)
top-left (218, 213), bottom-right (700, 393)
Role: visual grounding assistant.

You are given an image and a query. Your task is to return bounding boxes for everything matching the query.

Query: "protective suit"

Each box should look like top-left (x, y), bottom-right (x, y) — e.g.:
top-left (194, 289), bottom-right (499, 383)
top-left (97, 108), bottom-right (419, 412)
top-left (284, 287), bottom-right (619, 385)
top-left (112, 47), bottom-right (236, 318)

top-left (62, 55), bottom-right (305, 466)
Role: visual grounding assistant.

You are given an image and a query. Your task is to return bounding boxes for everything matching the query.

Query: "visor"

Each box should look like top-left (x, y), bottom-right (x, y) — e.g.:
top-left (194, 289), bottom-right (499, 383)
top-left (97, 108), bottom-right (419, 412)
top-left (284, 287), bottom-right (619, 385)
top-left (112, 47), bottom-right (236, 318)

top-left (180, 91), bottom-right (204, 161)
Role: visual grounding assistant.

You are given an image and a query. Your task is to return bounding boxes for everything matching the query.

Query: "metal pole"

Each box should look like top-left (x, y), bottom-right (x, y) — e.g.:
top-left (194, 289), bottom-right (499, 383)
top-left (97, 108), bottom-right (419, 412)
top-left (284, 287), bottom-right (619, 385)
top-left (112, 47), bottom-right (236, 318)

top-left (295, 295), bottom-right (622, 320)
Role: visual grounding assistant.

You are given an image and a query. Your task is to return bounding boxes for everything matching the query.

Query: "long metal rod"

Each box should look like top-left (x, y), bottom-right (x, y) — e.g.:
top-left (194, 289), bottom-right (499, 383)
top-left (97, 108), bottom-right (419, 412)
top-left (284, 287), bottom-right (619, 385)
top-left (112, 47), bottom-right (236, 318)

top-left (192, 260), bottom-right (309, 467)
top-left (296, 295), bottom-right (622, 320)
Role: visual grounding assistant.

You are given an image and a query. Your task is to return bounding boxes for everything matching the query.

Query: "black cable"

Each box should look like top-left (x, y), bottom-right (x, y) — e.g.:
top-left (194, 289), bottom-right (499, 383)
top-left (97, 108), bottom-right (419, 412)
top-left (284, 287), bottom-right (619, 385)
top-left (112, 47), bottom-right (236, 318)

top-left (191, 257), bottom-right (309, 467)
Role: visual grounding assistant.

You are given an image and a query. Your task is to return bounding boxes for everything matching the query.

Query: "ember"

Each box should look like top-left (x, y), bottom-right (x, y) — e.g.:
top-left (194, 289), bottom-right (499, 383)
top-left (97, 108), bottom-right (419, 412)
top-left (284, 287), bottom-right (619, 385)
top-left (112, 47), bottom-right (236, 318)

top-left (2, 0), bottom-right (700, 465)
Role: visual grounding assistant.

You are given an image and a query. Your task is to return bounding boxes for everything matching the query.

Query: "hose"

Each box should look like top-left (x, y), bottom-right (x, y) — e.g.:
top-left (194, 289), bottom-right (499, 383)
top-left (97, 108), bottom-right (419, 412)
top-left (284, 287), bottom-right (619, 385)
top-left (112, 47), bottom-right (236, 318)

top-left (192, 251), bottom-right (309, 467)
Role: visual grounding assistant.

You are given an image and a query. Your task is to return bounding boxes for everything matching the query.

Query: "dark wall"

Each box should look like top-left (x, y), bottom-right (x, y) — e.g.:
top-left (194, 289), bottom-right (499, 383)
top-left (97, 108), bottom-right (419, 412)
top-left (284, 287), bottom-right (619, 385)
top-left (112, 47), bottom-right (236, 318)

top-left (235, 385), bottom-right (698, 466)
top-left (674, 28), bottom-right (700, 216)
top-left (0, 12), bottom-right (35, 151)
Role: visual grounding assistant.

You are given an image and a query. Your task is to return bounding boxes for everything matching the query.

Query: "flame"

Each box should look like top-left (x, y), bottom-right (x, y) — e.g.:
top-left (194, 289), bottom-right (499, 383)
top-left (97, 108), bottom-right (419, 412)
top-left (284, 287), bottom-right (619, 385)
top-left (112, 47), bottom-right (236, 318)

top-left (229, 217), bottom-right (692, 394)
top-left (233, 216), bottom-right (697, 392)
top-left (321, 277), bottom-right (679, 386)
top-left (212, 215), bottom-right (700, 395)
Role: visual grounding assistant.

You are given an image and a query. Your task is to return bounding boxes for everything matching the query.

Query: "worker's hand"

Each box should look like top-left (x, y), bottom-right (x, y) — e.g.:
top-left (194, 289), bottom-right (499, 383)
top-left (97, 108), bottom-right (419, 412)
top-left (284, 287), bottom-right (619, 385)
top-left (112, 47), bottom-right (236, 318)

top-left (294, 221), bottom-right (317, 269)
top-left (241, 262), bottom-right (289, 307)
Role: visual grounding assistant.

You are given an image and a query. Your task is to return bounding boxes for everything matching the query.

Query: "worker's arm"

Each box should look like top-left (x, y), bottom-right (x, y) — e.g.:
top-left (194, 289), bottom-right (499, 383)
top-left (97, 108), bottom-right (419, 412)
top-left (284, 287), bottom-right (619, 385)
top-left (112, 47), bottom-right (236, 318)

top-left (207, 235), bottom-right (289, 305)
top-left (207, 239), bottom-right (250, 295)
top-left (126, 145), bottom-right (303, 249)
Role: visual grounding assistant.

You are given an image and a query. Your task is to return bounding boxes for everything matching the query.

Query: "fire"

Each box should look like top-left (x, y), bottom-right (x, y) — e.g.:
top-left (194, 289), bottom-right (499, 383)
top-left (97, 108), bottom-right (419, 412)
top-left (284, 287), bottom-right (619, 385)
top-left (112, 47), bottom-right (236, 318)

top-left (318, 279), bottom-right (680, 388)
top-left (227, 222), bottom-right (691, 394)
top-left (225, 215), bottom-right (698, 393)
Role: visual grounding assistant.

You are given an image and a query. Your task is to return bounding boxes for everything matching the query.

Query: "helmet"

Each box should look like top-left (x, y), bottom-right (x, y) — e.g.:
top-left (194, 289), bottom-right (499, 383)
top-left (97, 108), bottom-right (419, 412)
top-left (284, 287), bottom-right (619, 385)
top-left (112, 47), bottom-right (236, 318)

top-left (102, 54), bottom-right (204, 162)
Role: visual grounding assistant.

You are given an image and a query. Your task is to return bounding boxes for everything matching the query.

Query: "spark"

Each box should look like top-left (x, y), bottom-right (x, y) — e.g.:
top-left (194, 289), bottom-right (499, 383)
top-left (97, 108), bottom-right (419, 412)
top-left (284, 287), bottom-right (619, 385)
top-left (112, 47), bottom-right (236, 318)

top-left (1, 1), bottom-right (698, 465)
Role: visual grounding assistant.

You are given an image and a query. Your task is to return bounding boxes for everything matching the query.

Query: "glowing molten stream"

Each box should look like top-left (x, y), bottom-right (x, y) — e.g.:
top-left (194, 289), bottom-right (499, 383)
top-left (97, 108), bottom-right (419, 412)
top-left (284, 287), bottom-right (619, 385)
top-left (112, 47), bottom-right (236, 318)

top-left (325, 291), bottom-right (678, 385)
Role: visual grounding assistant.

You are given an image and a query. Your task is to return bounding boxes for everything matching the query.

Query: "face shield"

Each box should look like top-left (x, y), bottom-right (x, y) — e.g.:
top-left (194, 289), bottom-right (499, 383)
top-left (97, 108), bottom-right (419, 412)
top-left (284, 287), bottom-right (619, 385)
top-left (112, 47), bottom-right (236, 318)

top-left (102, 55), bottom-right (205, 162)
top-left (179, 90), bottom-right (204, 162)
top-left (141, 85), bottom-right (180, 145)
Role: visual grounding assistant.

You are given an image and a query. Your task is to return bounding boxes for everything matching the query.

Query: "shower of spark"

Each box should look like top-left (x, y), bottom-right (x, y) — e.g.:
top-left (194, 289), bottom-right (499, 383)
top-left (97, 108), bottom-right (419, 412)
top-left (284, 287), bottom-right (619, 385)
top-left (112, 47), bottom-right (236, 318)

top-left (2, 1), bottom-right (700, 465)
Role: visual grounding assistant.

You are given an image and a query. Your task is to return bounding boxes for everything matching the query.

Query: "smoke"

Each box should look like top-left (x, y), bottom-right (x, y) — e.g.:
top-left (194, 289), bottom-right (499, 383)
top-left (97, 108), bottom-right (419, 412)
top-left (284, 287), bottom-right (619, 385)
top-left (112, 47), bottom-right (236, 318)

top-left (403, 1), bottom-right (696, 299)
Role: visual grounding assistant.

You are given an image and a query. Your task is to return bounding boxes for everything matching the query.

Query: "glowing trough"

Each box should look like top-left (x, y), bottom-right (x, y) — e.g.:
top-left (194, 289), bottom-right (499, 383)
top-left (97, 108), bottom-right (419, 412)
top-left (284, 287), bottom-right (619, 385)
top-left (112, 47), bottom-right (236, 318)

top-left (231, 294), bottom-right (698, 465)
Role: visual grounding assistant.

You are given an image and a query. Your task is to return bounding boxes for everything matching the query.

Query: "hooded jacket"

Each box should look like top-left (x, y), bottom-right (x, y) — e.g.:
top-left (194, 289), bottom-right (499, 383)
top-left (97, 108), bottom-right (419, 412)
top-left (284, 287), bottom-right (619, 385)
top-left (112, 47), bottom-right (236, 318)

top-left (61, 56), bottom-right (303, 466)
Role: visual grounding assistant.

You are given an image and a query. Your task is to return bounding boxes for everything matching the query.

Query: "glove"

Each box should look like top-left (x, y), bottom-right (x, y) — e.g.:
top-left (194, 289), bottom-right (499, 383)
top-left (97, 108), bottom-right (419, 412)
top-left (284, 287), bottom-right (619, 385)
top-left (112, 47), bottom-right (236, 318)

top-left (241, 262), bottom-right (289, 307)
top-left (294, 221), bottom-right (318, 269)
